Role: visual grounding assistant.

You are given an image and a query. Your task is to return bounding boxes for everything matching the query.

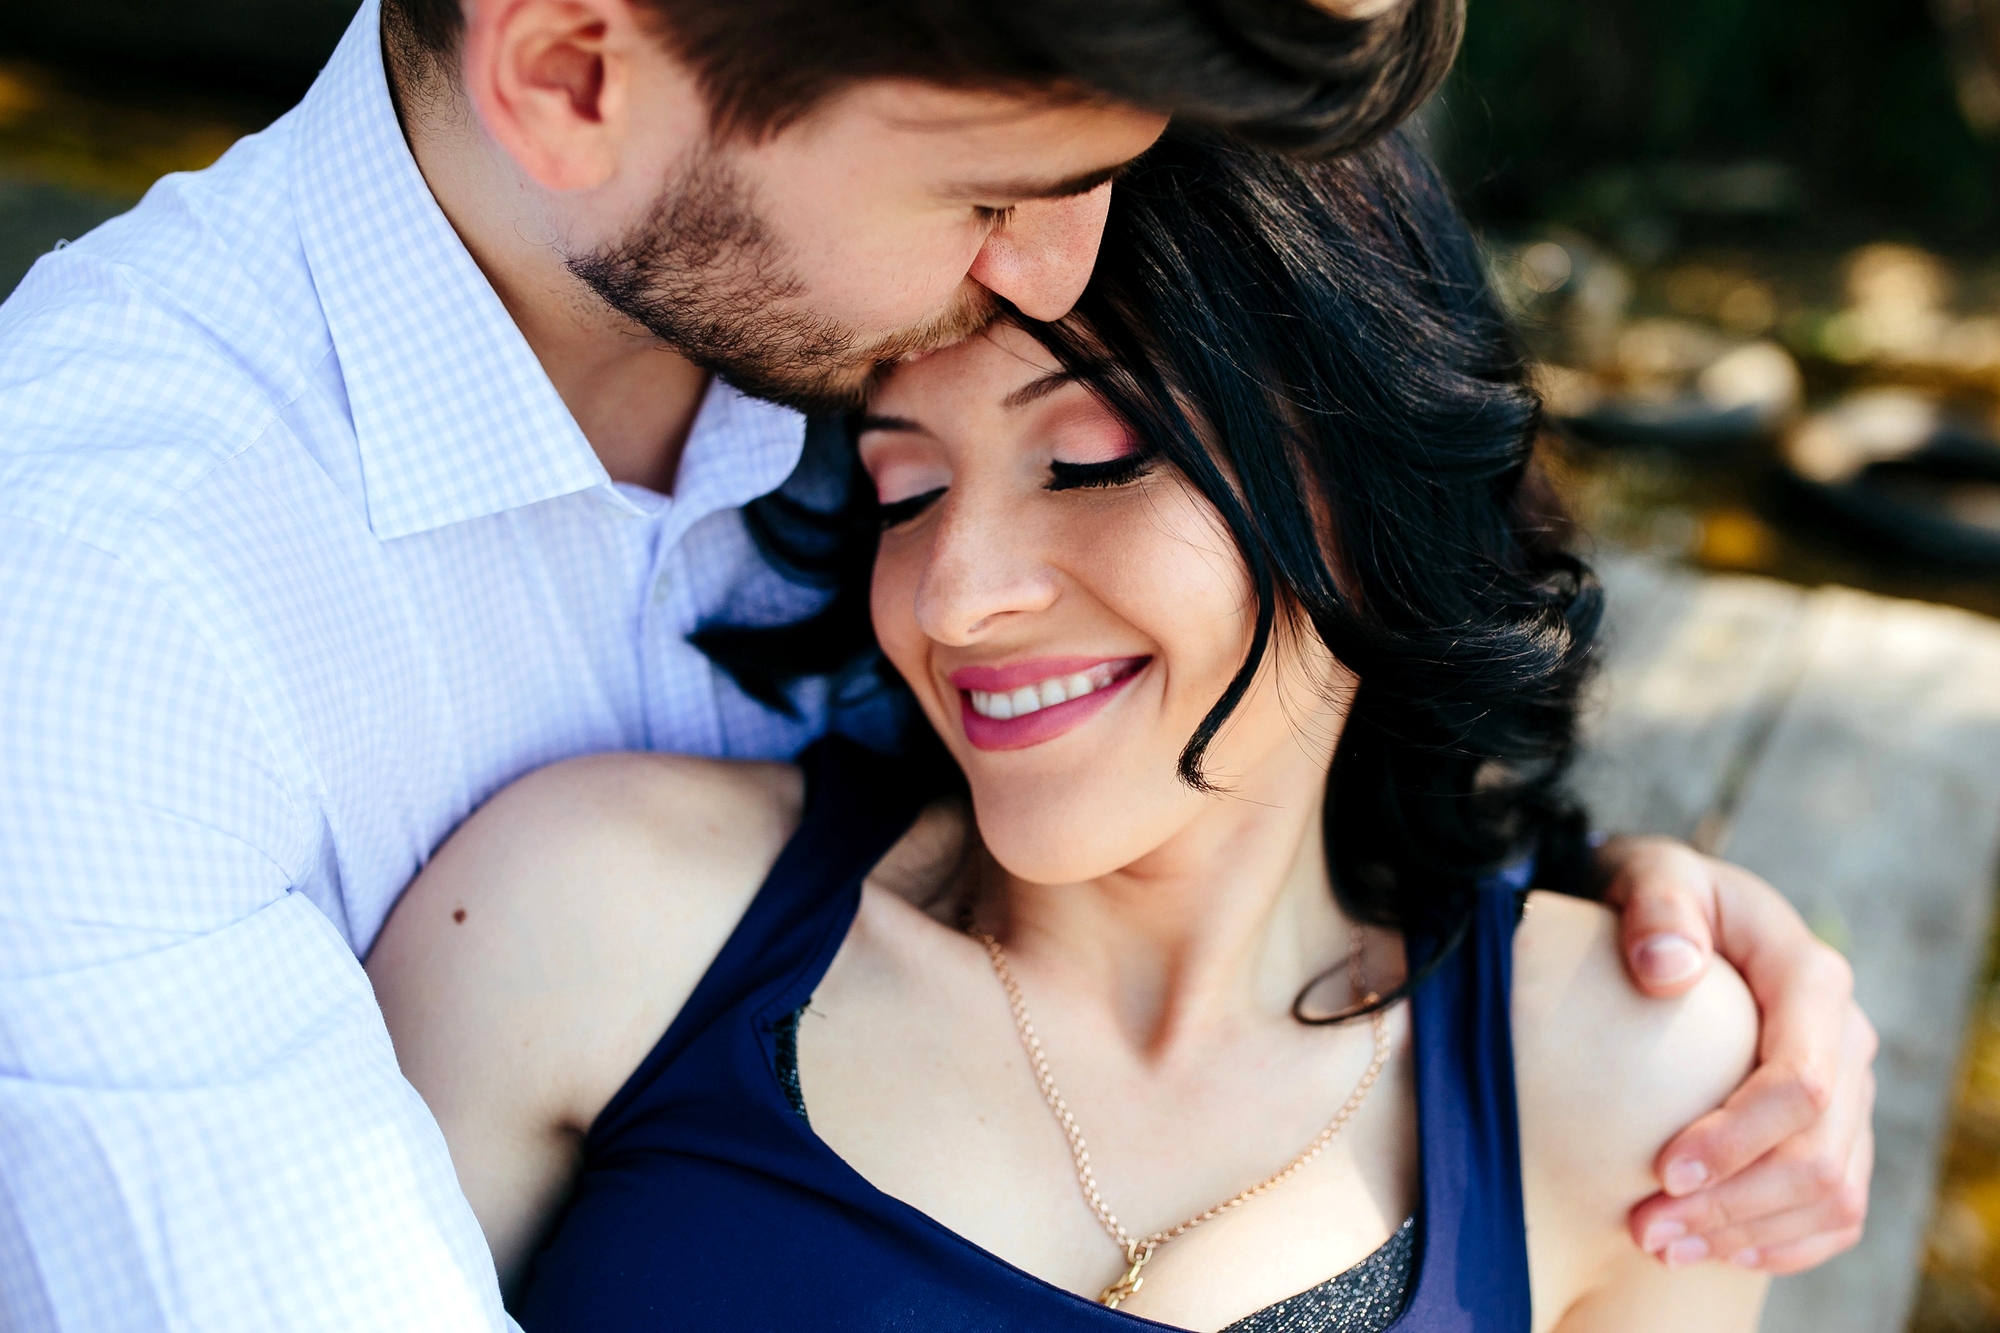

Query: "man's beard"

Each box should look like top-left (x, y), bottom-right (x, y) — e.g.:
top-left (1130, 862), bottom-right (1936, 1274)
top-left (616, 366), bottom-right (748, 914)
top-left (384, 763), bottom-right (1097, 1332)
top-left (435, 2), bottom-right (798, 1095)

top-left (567, 151), bottom-right (998, 415)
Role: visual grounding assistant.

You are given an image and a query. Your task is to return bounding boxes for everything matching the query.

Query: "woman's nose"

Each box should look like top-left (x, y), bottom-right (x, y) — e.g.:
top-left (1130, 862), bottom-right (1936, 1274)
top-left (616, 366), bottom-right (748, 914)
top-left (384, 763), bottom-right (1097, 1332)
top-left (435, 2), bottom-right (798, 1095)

top-left (912, 499), bottom-right (1061, 646)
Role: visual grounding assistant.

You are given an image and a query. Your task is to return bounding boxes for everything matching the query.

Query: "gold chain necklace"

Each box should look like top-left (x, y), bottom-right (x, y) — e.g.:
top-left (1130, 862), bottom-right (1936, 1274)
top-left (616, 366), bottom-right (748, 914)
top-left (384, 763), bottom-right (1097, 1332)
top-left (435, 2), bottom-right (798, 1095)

top-left (974, 927), bottom-right (1391, 1309)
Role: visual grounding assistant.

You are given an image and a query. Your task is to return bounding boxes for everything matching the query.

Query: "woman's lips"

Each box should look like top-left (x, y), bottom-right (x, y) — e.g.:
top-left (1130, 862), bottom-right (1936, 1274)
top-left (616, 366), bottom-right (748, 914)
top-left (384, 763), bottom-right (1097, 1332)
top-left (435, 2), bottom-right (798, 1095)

top-left (951, 656), bottom-right (1149, 752)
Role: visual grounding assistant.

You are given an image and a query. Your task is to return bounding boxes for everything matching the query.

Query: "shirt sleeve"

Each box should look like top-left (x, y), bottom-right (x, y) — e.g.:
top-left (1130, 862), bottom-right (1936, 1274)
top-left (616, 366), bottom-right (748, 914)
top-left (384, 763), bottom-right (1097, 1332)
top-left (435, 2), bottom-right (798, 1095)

top-left (0, 517), bottom-right (516, 1332)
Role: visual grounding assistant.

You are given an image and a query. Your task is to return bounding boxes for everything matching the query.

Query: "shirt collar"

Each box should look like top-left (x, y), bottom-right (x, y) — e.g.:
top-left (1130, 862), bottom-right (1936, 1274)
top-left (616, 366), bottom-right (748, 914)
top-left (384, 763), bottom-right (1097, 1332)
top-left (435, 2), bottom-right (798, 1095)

top-left (291, 0), bottom-right (610, 539)
top-left (663, 380), bottom-right (809, 537)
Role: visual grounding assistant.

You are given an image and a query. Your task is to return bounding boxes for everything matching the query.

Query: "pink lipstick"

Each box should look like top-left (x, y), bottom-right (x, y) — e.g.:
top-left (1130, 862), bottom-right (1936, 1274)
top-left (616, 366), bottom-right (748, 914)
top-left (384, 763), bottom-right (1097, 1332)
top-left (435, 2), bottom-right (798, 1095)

top-left (949, 656), bottom-right (1149, 752)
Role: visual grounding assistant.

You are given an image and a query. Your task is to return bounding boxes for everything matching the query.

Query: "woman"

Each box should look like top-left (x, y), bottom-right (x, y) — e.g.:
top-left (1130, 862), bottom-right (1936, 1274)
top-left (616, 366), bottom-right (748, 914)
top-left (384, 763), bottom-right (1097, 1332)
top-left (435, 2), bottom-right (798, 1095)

top-left (367, 132), bottom-right (1766, 1331)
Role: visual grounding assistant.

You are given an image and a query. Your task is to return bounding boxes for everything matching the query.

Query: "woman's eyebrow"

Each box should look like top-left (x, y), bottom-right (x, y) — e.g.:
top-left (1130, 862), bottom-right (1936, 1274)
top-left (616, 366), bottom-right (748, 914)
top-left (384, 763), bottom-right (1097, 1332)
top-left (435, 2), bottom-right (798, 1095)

top-left (1000, 370), bottom-right (1080, 410)
top-left (855, 414), bottom-right (928, 435)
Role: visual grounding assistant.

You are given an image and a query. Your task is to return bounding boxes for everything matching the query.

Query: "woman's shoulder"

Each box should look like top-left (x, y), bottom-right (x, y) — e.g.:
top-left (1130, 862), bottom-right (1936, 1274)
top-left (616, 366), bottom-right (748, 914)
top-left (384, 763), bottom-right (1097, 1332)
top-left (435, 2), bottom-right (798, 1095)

top-left (1508, 890), bottom-right (1763, 1329)
top-left (367, 751), bottom-right (805, 1130)
top-left (1511, 889), bottom-right (1757, 1208)
top-left (448, 749), bottom-right (806, 902)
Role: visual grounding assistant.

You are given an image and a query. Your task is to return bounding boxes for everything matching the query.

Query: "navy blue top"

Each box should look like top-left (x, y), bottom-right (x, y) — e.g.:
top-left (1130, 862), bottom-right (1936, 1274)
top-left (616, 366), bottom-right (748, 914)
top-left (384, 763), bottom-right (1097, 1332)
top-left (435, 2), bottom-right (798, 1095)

top-left (513, 740), bottom-right (1533, 1332)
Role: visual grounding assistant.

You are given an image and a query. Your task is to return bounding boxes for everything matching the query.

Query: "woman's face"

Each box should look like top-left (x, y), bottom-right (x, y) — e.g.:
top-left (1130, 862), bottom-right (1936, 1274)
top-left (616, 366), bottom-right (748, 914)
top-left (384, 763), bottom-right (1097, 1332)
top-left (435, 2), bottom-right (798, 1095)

top-left (862, 324), bottom-right (1353, 885)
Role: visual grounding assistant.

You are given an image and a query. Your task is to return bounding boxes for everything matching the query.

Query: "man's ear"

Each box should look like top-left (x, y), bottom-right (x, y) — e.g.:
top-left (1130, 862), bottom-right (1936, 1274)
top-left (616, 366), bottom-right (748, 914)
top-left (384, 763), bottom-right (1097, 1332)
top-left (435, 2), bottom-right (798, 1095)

top-left (461, 0), bottom-right (647, 191)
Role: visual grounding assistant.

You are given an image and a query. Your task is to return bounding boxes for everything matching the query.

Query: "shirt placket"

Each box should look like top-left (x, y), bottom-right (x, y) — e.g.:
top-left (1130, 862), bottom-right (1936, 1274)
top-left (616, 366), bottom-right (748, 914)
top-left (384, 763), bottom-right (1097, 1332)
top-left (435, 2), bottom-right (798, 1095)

top-left (638, 503), bottom-right (727, 758)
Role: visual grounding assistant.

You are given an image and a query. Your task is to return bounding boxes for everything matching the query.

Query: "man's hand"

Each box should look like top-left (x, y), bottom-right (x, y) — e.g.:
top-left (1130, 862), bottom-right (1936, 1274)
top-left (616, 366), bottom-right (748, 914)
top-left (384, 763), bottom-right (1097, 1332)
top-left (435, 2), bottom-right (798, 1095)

top-left (1597, 836), bottom-right (1877, 1275)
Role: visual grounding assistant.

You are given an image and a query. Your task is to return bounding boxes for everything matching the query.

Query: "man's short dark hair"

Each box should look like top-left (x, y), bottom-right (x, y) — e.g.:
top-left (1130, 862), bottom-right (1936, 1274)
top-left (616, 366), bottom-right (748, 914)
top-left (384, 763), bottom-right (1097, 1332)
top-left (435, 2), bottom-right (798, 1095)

top-left (382, 0), bottom-right (1461, 160)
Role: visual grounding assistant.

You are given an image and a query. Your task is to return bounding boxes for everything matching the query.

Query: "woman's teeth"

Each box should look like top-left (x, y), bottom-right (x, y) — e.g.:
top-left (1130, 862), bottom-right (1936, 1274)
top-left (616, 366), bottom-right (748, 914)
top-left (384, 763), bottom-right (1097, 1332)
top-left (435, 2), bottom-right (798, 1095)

top-left (966, 664), bottom-right (1125, 720)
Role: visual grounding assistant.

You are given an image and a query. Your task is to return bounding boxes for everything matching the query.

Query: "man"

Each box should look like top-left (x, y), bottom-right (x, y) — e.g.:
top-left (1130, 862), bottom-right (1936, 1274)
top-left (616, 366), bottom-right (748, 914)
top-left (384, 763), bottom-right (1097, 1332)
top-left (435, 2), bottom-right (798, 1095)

top-left (0, 0), bottom-right (1871, 1328)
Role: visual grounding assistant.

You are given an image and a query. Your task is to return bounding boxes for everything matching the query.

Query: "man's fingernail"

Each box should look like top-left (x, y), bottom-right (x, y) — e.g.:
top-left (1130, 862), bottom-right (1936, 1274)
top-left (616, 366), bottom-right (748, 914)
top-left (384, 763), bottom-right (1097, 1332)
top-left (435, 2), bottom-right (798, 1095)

top-left (1665, 1236), bottom-right (1710, 1268)
top-left (1635, 934), bottom-right (1704, 986)
top-left (1641, 1220), bottom-right (1686, 1253)
top-left (1664, 1158), bottom-right (1710, 1195)
top-left (1730, 1248), bottom-right (1761, 1268)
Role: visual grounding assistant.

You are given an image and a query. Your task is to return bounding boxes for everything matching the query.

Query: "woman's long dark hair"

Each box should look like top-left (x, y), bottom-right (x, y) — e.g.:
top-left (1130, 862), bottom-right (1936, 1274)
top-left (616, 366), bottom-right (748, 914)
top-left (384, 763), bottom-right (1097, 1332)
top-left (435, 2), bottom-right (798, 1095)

top-left (694, 129), bottom-right (1602, 1016)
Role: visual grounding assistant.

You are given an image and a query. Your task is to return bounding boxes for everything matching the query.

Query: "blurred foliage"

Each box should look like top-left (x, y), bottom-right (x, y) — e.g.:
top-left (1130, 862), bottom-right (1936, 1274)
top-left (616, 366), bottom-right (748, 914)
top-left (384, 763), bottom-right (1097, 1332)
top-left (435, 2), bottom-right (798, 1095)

top-left (0, 61), bottom-right (254, 200)
top-left (4, 0), bottom-right (1992, 249)
top-left (0, 0), bottom-right (353, 102)
top-left (1442, 0), bottom-right (2000, 243)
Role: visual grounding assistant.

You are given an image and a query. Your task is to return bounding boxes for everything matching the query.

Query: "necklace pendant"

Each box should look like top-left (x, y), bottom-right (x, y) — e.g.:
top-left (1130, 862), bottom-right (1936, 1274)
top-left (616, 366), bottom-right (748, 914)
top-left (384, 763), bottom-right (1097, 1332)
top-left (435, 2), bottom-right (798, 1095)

top-left (1099, 1247), bottom-right (1152, 1309)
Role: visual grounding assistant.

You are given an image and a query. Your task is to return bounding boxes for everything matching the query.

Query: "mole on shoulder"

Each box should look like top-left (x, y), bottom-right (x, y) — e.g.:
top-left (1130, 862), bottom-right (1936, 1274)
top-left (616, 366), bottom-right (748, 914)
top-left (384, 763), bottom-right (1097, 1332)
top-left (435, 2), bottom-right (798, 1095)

top-left (452, 908), bottom-right (467, 924)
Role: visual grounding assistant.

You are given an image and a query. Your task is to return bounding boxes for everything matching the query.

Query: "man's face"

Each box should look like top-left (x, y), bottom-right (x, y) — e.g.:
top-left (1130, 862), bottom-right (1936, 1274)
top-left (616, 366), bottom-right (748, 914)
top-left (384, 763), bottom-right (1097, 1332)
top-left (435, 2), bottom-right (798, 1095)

top-left (566, 82), bottom-right (1168, 414)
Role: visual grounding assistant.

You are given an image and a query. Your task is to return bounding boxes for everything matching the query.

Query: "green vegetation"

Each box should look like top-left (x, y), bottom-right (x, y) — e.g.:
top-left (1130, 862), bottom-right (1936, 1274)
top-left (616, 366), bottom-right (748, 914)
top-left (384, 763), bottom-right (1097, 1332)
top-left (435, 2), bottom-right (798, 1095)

top-left (1444, 0), bottom-right (2000, 242)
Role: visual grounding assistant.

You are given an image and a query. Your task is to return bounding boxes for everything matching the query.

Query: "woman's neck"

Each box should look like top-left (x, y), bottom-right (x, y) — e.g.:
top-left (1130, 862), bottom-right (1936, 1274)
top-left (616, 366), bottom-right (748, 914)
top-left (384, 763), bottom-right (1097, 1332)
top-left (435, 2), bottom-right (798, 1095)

top-left (987, 765), bottom-right (1351, 1063)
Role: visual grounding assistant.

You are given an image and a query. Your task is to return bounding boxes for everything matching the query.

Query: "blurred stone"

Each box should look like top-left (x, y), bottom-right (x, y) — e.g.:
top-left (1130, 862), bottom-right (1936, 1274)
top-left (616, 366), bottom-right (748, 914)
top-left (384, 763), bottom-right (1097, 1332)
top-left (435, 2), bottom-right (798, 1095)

top-left (1819, 243), bottom-right (1954, 363)
top-left (1519, 241), bottom-right (1573, 294)
top-left (1564, 255), bottom-right (1634, 368)
top-left (1821, 305), bottom-right (1952, 365)
top-left (1716, 280), bottom-right (1779, 334)
top-left (1556, 337), bottom-right (1801, 450)
top-left (1696, 341), bottom-right (1804, 416)
top-left (1938, 316), bottom-right (2000, 374)
top-left (1781, 391), bottom-right (2000, 567)
top-left (1780, 268), bottom-right (2000, 397)
top-left (1615, 317), bottom-right (1731, 386)
top-left (1791, 242), bottom-right (2000, 382)
top-left (1846, 243), bottom-right (1954, 311)
top-left (1785, 390), bottom-right (1942, 484)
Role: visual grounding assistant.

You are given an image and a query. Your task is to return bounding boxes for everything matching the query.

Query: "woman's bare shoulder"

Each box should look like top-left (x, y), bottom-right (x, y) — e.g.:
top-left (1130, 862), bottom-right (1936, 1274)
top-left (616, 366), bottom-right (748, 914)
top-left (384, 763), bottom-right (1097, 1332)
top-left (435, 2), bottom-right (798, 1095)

top-left (1509, 890), bottom-right (1764, 1330)
top-left (367, 752), bottom-right (804, 1130)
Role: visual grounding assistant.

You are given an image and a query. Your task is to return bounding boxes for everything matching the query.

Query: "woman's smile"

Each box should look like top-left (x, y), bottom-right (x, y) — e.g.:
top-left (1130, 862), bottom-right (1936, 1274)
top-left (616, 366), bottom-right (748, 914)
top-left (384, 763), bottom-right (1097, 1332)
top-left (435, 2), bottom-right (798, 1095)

top-left (952, 655), bottom-right (1150, 750)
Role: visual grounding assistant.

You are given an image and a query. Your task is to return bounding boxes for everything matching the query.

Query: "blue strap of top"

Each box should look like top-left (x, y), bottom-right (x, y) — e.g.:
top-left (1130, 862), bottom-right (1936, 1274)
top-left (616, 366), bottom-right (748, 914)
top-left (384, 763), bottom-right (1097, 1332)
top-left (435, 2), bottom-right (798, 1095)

top-left (515, 739), bottom-right (1535, 1332)
top-left (1391, 862), bottom-right (1534, 1332)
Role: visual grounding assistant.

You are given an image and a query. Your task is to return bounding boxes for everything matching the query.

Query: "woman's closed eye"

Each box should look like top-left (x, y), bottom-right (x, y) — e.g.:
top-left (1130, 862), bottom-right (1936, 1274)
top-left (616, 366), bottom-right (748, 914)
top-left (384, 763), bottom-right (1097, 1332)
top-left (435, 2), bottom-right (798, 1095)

top-left (876, 456), bottom-right (1152, 529)
top-left (1047, 453), bottom-right (1154, 492)
top-left (879, 486), bottom-right (947, 530)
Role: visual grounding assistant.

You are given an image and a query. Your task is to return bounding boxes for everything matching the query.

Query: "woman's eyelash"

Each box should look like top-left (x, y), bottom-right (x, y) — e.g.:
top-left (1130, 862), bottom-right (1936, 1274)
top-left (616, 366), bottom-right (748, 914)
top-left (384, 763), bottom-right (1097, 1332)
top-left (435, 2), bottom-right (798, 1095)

top-left (876, 457), bottom-right (1149, 525)
top-left (877, 486), bottom-right (946, 529)
top-left (1046, 454), bottom-right (1154, 492)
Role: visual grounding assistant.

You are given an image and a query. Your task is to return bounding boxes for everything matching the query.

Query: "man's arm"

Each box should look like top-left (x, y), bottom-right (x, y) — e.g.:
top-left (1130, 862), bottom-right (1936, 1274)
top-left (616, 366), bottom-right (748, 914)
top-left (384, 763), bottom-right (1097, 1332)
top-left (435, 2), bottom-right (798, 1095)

top-left (0, 518), bottom-right (512, 1331)
top-left (1597, 836), bottom-right (1877, 1274)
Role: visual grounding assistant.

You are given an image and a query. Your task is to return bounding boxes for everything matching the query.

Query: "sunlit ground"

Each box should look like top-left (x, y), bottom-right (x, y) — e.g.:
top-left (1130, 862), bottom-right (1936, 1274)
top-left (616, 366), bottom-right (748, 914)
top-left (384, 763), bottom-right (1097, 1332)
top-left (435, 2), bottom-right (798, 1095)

top-left (4, 57), bottom-right (2000, 1331)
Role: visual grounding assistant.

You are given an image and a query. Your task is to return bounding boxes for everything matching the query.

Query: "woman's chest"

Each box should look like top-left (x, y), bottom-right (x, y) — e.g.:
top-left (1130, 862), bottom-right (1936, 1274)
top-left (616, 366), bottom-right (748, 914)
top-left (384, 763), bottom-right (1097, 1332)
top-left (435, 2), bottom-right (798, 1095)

top-left (794, 913), bottom-right (1421, 1332)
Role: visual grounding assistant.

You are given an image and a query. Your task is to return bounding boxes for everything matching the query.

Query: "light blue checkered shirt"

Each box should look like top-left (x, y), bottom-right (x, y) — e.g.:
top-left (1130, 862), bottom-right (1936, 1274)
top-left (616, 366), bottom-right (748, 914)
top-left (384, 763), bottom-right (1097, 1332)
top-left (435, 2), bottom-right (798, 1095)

top-left (0, 4), bottom-right (870, 1327)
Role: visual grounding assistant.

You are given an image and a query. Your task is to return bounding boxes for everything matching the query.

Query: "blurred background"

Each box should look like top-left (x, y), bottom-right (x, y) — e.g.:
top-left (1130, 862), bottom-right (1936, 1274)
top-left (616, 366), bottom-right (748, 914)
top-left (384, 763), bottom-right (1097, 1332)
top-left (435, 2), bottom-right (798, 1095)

top-left (2, 0), bottom-right (1998, 1326)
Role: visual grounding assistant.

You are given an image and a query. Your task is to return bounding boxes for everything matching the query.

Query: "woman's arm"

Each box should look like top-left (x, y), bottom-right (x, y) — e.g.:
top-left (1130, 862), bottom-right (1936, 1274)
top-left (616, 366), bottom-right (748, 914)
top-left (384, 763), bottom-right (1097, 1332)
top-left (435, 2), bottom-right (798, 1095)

top-left (365, 753), bottom-right (802, 1288)
top-left (1512, 891), bottom-right (1769, 1333)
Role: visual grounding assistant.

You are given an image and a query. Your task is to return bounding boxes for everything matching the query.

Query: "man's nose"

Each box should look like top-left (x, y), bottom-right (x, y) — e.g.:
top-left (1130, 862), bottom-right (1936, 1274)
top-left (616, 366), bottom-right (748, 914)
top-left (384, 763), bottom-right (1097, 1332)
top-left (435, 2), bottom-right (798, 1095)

top-left (965, 184), bottom-right (1114, 322)
top-left (913, 499), bottom-right (1061, 646)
